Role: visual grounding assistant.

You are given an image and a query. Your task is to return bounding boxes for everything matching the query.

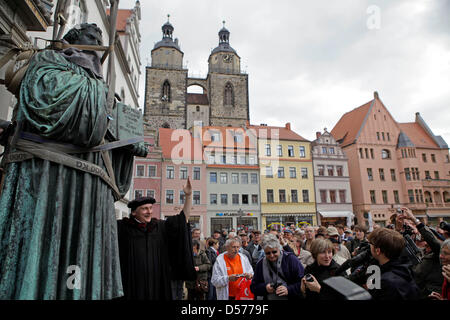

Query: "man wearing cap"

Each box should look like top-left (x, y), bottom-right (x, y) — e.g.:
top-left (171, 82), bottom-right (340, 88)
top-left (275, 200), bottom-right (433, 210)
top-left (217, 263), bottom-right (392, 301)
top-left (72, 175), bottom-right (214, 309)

top-left (327, 226), bottom-right (351, 262)
top-left (117, 178), bottom-right (196, 299)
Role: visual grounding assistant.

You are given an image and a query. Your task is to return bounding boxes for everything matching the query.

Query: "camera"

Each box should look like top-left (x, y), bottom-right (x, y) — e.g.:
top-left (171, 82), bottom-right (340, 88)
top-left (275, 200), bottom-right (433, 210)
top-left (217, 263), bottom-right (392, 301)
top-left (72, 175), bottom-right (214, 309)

top-left (305, 274), bottom-right (314, 282)
top-left (440, 221), bottom-right (450, 233)
top-left (270, 282), bottom-right (280, 289)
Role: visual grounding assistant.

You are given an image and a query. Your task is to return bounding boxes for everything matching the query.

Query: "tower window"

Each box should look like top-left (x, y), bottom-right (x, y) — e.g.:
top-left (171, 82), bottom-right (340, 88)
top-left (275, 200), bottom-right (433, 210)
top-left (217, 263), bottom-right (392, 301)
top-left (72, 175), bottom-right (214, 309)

top-left (224, 82), bottom-right (234, 106)
top-left (161, 80), bottom-right (171, 102)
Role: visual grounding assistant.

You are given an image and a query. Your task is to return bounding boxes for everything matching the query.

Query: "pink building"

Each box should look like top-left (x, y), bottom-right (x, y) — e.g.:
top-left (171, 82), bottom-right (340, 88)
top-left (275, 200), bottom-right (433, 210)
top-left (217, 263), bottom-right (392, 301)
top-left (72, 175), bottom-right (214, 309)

top-left (132, 136), bottom-right (162, 219)
top-left (332, 92), bottom-right (450, 227)
top-left (158, 128), bottom-right (208, 236)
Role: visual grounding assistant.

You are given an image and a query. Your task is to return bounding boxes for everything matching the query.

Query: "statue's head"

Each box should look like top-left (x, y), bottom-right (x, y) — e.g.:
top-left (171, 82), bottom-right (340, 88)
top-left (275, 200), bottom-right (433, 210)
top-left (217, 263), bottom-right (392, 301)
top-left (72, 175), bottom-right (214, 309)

top-left (63, 23), bottom-right (103, 46)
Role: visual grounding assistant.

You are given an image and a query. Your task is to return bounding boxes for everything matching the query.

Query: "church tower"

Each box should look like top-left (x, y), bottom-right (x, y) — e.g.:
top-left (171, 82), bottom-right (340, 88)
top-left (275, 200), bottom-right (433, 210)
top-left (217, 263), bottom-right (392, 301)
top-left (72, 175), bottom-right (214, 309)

top-left (144, 16), bottom-right (187, 133)
top-left (207, 23), bottom-right (249, 127)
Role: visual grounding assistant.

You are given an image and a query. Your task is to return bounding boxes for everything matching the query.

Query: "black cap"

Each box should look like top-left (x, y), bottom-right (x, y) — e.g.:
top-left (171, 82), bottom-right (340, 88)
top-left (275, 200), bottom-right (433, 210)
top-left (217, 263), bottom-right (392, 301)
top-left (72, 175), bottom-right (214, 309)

top-left (127, 197), bottom-right (156, 211)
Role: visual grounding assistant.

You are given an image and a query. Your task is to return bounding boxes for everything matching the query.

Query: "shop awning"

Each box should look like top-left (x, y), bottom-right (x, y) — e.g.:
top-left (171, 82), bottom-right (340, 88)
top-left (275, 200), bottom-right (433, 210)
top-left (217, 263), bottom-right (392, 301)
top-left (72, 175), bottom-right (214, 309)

top-left (263, 213), bottom-right (314, 218)
top-left (318, 211), bottom-right (354, 218)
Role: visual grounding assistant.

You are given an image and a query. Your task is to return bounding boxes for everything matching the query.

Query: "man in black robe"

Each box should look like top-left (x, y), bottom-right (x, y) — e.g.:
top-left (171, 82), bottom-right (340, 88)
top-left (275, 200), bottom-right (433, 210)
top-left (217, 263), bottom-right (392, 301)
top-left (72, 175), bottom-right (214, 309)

top-left (117, 178), bottom-right (196, 299)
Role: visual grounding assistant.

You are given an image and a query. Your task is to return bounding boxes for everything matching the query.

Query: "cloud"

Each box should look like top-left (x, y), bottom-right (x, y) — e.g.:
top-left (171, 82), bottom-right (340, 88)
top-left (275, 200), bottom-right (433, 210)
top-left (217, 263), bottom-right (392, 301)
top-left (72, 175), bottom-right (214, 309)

top-left (121, 0), bottom-right (450, 144)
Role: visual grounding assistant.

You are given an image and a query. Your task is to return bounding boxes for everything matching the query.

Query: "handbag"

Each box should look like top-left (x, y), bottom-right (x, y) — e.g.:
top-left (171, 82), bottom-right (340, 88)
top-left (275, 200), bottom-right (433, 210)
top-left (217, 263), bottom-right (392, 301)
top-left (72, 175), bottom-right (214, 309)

top-left (195, 279), bottom-right (209, 293)
top-left (235, 278), bottom-right (254, 300)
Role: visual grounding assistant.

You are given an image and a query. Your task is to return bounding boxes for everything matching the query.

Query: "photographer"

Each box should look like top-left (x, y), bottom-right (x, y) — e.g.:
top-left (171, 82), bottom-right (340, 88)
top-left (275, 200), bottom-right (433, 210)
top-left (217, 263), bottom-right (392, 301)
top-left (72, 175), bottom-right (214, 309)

top-left (250, 234), bottom-right (305, 300)
top-left (345, 225), bottom-right (369, 257)
top-left (367, 228), bottom-right (420, 300)
top-left (398, 207), bottom-right (444, 299)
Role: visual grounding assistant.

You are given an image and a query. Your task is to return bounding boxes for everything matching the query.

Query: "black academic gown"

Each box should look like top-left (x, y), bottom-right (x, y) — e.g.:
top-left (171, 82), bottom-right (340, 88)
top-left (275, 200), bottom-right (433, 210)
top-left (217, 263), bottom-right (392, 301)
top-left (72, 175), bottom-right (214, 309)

top-left (117, 211), bottom-right (196, 300)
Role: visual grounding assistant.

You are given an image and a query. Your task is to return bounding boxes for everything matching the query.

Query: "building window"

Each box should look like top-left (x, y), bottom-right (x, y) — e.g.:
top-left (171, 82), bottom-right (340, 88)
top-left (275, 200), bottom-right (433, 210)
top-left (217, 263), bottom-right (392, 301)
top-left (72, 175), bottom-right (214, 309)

top-left (393, 190), bottom-right (400, 204)
top-left (193, 167), bottom-right (201, 180)
top-left (241, 173), bottom-right (248, 184)
top-left (322, 147), bottom-right (328, 154)
top-left (301, 168), bottom-right (308, 179)
top-left (327, 166), bottom-right (334, 176)
top-left (279, 190), bottom-right (286, 203)
top-left (166, 190), bottom-right (174, 204)
top-left (382, 132), bottom-right (385, 141)
top-left (148, 165), bottom-right (156, 177)
top-left (234, 133), bottom-right (243, 143)
top-left (339, 190), bottom-right (346, 203)
top-left (277, 167), bottom-right (285, 178)
top-left (329, 147), bottom-right (335, 154)
top-left (210, 193), bottom-right (217, 205)
top-left (367, 168), bottom-right (373, 181)
top-left (162, 80), bottom-right (171, 102)
top-left (318, 165), bottom-right (324, 176)
top-left (359, 148), bottom-right (364, 158)
top-left (422, 153), bottom-right (427, 162)
top-left (376, 132), bottom-right (380, 140)
top-left (408, 189), bottom-right (415, 203)
top-left (224, 82), bottom-right (234, 106)
top-left (405, 168), bottom-right (411, 181)
top-left (382, 190), bottom-right (388, 204)
top-left (210, 131), bottom-right (221, 142)
top-left (299, 146), bottom-right (306, 158)
top-left (302, 190), bottom-right (309, 202)
top-left (135, 189), bottom-right (143, 199)
top-left (265, 144), bottom-right (271, 156)
top-left (291, 190), bottom-right (298, 203)
top-left (179, 167), bottom-right (188, 179)
top-left (434, 171), bottom-right (440, 179)
top-left (136, 165), bottom-right (145, 177)
top-left (193, 191), bottom-right (200, 205)
top-left (365, 148), bottom-right (369, 159)
top-left (379, 168), bottom-right (385, 181)
top-left (231, 173), bottom-right (239, 184)
top-left (220, 172), bottom-right (228, 184)
top-left (166, 166), bottom-right (174, 179)
top-left (277, 145), bottom-right (283, 157)
top-left (146, 190), bottom-right (155, 198)
top-left (252, 194), bottom-right (258, 204)
top-left (251, 173), bottom-right (258, 184)
top-left (320, 190), bottom-right (327, 203)
top-left (210, 172), bottom-right (217, 183)
top-left (329, 190), bottom-right (336, 203)
top-left (381, 149), bottom-right (391, 159)
top-left (267, 189), bottom-right (274, 203)
top-left (391, 169), bottom-right (396, 181)
top-left (288, 146), bottom-right (294, 157)
top-left (232, 193), bottom-right (239, 205)
top-left (336, 166), bottom-right (343, 176)
top-left (431, 154), bottom-right (436, 163)
top-left (370, 149), bottom-right (374, 159)
top-left (265, 166), bottom-right (273, 178)
top-left (179, 191), bottom-right (185, 204)
top-left (387, 133), bottom-right (390, 141)
top-left (242, 194), bottom-right (249, 205)
top-left (289, 167), bottom-right (296, 178)
top-left (221, 194), bottom-right (228, 205)
top-left (370, 190), bottom-right (376, 204)
top-left (425, 170), bottom-right (431, 179)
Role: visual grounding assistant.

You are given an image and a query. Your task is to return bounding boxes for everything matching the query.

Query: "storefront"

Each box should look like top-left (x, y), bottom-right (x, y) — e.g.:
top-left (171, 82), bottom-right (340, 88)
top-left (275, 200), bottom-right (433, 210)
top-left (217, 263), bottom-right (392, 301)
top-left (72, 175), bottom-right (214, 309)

top-left (318, 211), bottom-right (354, 227)
top-left (208, 211), bottom-right (261, 235)
top-left (426, 213), bottom-right (450, 227)
top-left (263, 213), bottom-right (315, 231)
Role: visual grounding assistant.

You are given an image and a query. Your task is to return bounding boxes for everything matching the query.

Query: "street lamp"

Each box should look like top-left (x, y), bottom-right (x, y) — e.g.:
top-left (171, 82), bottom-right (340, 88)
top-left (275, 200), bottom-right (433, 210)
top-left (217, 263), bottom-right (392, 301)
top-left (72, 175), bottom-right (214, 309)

top-left (237, 208), bottom-right (243, 231)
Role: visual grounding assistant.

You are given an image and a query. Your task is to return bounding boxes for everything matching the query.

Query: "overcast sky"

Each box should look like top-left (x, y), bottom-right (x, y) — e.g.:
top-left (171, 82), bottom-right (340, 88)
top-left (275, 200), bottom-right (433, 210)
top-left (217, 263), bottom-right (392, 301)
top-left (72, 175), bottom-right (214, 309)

top-left (121, 0), bottom-right (450, 144)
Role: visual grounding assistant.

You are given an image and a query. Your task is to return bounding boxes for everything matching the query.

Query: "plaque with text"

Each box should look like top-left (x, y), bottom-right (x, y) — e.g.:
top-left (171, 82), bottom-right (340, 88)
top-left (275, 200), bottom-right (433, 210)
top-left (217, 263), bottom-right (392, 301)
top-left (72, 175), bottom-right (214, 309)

top-left (108, 102), bottom-right (143, 141)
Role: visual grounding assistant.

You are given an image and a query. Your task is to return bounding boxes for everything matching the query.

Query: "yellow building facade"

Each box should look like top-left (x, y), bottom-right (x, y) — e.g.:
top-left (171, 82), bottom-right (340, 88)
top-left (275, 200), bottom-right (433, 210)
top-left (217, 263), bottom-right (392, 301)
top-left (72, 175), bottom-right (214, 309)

top-left (248, 123), bottom-right (317, 230)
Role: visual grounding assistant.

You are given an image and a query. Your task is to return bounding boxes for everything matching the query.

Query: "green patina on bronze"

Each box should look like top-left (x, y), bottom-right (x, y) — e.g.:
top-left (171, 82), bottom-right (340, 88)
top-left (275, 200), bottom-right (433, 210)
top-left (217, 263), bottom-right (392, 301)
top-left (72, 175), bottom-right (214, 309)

top-left (0, 32), bottom-right (145, 298)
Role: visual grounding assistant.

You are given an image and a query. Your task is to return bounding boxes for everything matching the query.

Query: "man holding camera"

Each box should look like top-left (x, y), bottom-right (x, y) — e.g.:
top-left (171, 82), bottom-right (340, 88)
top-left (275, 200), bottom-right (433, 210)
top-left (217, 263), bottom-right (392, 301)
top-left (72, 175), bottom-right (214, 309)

top-left (367, 228), bottom-right (420, 300)
top-left (396, 207), bottom-right (444, 299)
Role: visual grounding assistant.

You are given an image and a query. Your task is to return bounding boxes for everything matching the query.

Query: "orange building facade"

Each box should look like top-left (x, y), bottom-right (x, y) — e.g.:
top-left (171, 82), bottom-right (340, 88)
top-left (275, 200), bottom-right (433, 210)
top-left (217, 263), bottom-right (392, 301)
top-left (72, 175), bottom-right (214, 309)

top-left (332, 92), bottom-right (450, 227)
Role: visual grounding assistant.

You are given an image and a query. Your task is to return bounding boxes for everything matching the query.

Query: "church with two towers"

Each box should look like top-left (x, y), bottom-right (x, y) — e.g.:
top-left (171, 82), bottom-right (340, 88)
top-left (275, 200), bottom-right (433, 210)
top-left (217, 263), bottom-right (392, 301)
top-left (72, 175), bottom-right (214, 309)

top-left (143, 19), bottom-right (249, 133)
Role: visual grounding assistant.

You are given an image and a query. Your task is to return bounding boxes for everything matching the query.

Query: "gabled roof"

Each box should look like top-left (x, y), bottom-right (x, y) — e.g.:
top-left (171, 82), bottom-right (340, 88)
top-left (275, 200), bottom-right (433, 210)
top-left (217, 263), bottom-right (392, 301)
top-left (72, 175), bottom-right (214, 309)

top-left (187, 93), bottom-right (209, 105)
top-left (247, 124), bottom-right (309, 142)
top-left (398, 123), bottom-right (439, 149)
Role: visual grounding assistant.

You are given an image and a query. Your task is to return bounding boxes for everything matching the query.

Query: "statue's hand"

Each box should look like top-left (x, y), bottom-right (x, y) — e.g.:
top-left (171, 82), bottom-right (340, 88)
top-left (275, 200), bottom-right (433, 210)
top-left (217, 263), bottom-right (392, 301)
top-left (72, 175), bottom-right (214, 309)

top-left (127, 141), bottom-right (148, 157)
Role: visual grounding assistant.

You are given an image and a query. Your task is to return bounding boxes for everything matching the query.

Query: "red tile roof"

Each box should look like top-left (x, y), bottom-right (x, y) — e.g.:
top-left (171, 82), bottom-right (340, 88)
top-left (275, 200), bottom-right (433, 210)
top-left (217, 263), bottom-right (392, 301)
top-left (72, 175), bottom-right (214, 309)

top-left (398, 122), bottom-right (439, 149)
top-left (187, 93), bottom-right (209, 105)
top-left (331, 99), bottom-right (373, 147)
top-left (106, 9), bottom-right (132, 32)
top-left (158, 128), bottom-right (204, 161)
top-left (247, 124), bottom-right (309, 142)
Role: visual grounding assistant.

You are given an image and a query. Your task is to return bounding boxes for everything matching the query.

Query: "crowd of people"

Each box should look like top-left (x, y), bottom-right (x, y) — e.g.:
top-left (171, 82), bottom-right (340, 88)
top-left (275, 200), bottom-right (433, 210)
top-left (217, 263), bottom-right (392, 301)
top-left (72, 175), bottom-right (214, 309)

top-left (183, 207), bottom-right (450, 301)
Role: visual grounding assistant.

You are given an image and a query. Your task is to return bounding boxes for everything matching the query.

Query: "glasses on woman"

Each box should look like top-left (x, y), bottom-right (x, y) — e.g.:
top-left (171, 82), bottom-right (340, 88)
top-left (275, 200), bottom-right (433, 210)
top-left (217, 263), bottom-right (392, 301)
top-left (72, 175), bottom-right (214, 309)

top-left (264, 250), bottom-right (278, 256)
